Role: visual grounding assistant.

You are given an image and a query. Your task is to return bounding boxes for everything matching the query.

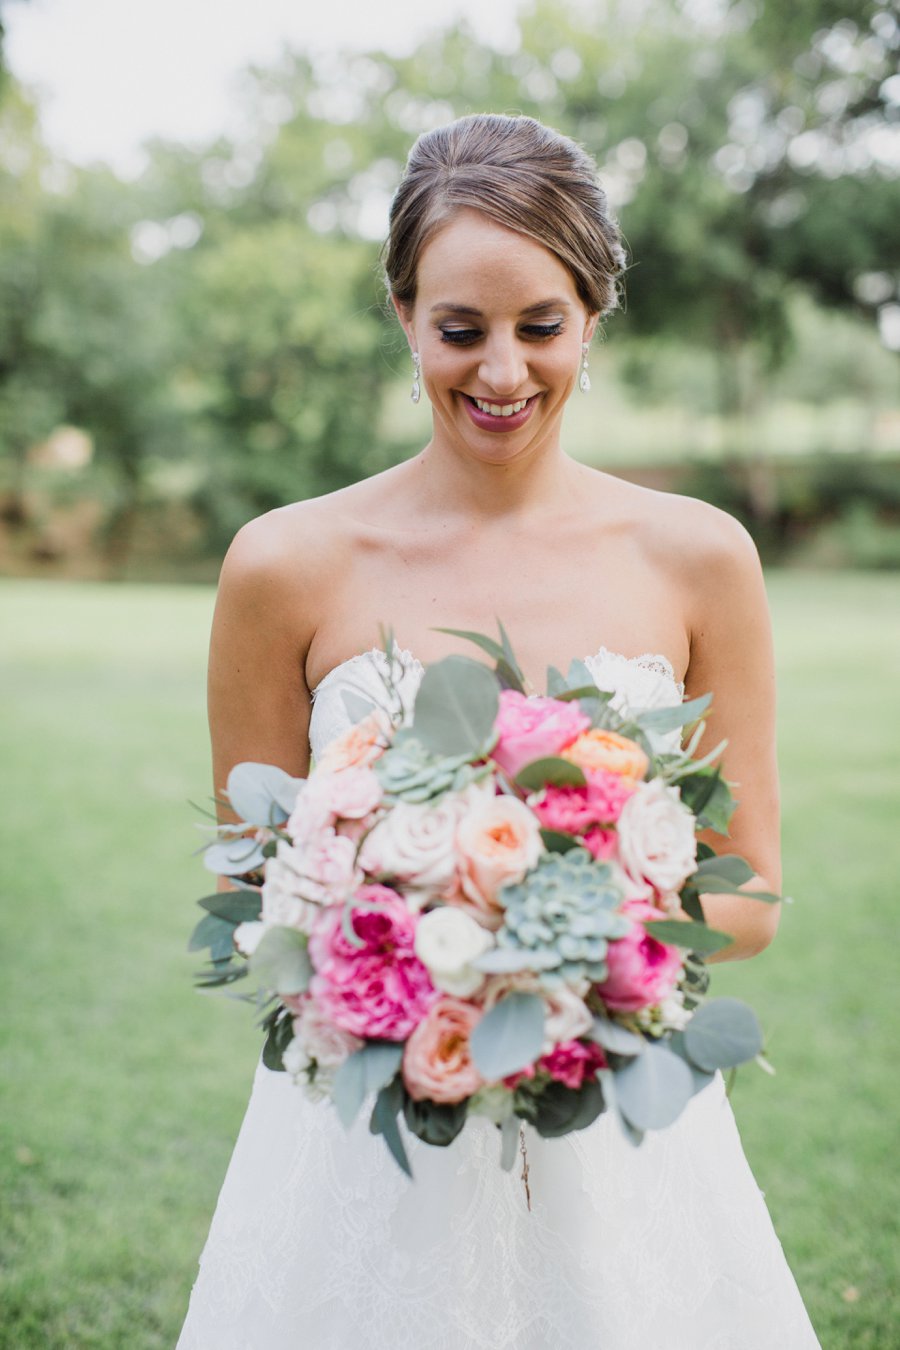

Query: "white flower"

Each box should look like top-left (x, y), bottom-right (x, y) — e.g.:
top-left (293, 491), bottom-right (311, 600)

top-left (262, 832), bottom-right (360, 931)
top-left (414, 905), bottom-right (494, 997)
top-left (281, 1034), bottom-right (312, 1080)
top-left (616, 778), bottom-right (697, 894)
top-left (541, 984), bottom-right (594, 1053)
top-left (634, 989), bottom-right (692, 1034)
top-left (292, 1000), bottom-right (362, 1069)
top-left (233, 920), bottom-right (266, 956)
top-left (359, 794), bottom-right (465, 890)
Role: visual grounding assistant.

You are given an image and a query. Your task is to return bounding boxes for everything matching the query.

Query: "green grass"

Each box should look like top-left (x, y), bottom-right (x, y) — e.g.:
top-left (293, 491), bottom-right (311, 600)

top-left (1, 573), bottom-right (898, 1348)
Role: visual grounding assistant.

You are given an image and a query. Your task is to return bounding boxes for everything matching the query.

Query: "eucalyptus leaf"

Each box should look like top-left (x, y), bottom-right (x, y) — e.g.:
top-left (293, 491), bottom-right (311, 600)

top-left (369, 1078), bottom-right (412, 1177)
top-left (331, 1042), bottom-right (404, 1129)
top-left (497, 619), bottom-right (527, 689)
top-left (341, 689), bottom-right (376, 724)
top-left (499, 1114), bottom-right (520, 1171)
top-left (198, 891), bottom-right (263, 924)
top-left (261, 1009), bottom-right (294, 1072)
top-left (695, 854), bottom-right (755, 886)
top-left (469, 992), bottom-right (545, 1080)
top-left (532, 1077), bottom-right (605, 1138)
top-left (412, 655), bottom-right (500, 757)
top-left (678, 772), bottom-right (735, 834)
top-left (644, 919), bottom-right (734, 954)
top-left (203, 836), bottom-right (266, 877)
top-left (682, 998), bottom-right (763, 1072)
top-left (515, 757), bottom-right (587, 791)
top-left (546, 665), bottom-right (568, 697)
top-left (668, 1031), bottom-right (718, 1097)
top-left (567, 658), bottom-right (595, 689)
top-left (226, 762), bottom-right (302, 826)
top-left (588, 1017), bottom-right (646, 1057)
top-left (555, 684), bottom-right (610, 704)
top-left (434, 627), bottom-right (506, 663)
top-left (633, 694), bottom-right (712, 733)
top-left (596, 1068), bottom-right (644, 1147)
top-left (249, 927), bottom-right (312, 996)
top-left (613, 1041), bottom-right (695, 1131)
top-left (188, 912), bottom-right (236, 962)
top-left (473, 947), bottom-right (560, 975)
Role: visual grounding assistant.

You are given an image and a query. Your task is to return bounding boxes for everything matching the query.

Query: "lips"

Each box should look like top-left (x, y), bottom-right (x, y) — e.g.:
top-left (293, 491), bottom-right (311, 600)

top-left (461, 392), bottom-right (540, 433)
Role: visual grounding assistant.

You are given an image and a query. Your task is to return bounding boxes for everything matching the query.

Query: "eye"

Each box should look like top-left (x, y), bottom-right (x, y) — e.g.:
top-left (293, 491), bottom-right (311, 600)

top-left (440, 328), bottom-right (481, 345)
top-left (521, 322), bottom-right (565, 339)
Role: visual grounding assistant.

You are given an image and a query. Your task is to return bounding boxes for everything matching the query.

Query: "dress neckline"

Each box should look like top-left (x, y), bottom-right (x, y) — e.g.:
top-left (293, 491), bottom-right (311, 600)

top-left (311, 643), bottom-right (682, 697)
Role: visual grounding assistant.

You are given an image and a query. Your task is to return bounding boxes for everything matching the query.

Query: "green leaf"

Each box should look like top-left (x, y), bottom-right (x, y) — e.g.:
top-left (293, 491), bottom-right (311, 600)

top-left (369, 1078), bottom-right (412, 1177)
top-left (197, 891), bottom-right (262, 923)
top-left (668, 1031), bottom-right (717, 1097)
top-left (567, 658), bottom-right (595, 689)
top-left (226, 761), bottom-right (302, 826)
top-left (497, 619), bottom-right (527, 690)
top-left (588, 1016), bottom-right (646, 1057)
top-left (469, 992), bottom-right (545, 1080)
top-left (515, 757), bottom-right (587, 791)
top-left (695, 854), bottom-right (754, 886)
top-left (683, 998), bottom-right (763, 1071)
top-left (539, 828), bottom-right (582, 854)
top-left (546, 665), bottom-right (568, 697)
top-left (499, 1114), bottom-right (520, 1171)
top-left (261, 1008), bottom-right (294, 1072)
top-left (644, 919), bottom-right (734, 954)
top-left (331, 1041), bottom-right (404, 1129)
top-left (249, 927), bottom-right (312, 996)
top-left (678, 772), bottom-right (735, 834)
top-left (633, 694), bottom-right (712, 733)
top-left (613, 1041), bottom-right (695, 1131)
top-left (532, 1077), bottom-right (605, 1138)
top-left (678, 885), bottom-right (706, 923)
top-left (188, 912), bottom-right (236, 962)
top-left (412, 655), bottom-right (500, 757)
top-left (555, 684), bottom-right (609, 703)
top-left (403, 1096), bottom-right (468, 1147)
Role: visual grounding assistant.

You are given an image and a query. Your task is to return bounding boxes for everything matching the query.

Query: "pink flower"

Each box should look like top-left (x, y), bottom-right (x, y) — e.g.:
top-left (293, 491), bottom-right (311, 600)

top-left (358, 793), bottom-right (466, 891)
top-left (583, 826), bottom-right (618, 861)
top-left (533, 768), bottom-right (635, 836)
top-left (308, 885), bottom-right (437, 1040)
top-left (491, 691), bottom-right (590, 780)
top-left (402, 997), bottom-right (484, 1103)
top-left (315, 710), bottom-right (392, 773)
top-left (616, 778), bottom-right (697, 893)
top-left (454, 794), bottom-right (543, 929)
top-left (594, 900), bottom-right (684, 1013)
top-left (539, 1040), bottom-right (608, 1090)
top-left (321, 766), bottom-right (383, 820)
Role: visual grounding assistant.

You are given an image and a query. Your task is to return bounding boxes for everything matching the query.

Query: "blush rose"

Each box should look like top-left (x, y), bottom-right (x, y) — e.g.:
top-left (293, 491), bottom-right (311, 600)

top-left (491, 691), bottom-right (590, 780)
top-left (402, 996), bottom-right (484, 1103)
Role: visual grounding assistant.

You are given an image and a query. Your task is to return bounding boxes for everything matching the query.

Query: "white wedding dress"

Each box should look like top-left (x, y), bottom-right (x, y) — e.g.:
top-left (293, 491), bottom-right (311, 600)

top-left (178, 647), bottom-right (820, 1350)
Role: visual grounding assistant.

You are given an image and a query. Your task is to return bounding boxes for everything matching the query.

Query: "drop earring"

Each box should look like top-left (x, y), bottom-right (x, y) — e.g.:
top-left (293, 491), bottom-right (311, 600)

top-left (410, 350), bottom-right (421, 404)
top-left (579, 341), bottom-right (591, 394)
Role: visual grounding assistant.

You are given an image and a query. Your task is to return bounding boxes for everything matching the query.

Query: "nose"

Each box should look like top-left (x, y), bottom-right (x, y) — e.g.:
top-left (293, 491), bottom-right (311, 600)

top-left (478, 332), bottom-right (529, 397)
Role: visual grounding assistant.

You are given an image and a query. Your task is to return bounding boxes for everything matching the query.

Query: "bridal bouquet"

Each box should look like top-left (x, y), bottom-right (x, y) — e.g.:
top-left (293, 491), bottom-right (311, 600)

top-left (189, 628), bottom-right (778, 1176)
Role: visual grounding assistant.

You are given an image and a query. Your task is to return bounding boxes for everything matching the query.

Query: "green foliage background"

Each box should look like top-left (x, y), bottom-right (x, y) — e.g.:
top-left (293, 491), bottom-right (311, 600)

top-left (0, 0), bottom-right (898, 573)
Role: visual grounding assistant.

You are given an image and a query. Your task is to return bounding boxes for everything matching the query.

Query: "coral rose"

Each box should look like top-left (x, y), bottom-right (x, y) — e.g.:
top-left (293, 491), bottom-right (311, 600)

top-left (594, 899), bottom-right (683, 1013)
top-left (454, 795), bottom-right (543, 929)
top-left (563, 729), bottom-right (649, 781)
top-left (315, 710), bottom-right (392, 773)
top-left (491, 691), bottom-right (589, 779)
top-left (402, 996), bottom-right (484, 1103)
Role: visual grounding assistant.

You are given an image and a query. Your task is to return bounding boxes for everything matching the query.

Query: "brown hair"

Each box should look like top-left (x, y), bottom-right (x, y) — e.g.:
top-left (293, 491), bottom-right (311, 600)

top-left (385, 113), bottom-right (625, 316)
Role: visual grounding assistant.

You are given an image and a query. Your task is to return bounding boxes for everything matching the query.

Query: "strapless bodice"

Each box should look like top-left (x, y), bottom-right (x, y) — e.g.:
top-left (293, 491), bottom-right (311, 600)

top-left (309, 645), bottom-right (685, 761)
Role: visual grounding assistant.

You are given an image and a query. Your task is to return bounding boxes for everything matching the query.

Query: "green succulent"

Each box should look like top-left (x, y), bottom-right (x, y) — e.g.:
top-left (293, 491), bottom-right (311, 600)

top-left (481, 849), bottom-right (632, 987)
top-left (374, 729), bottom-right (487, 803)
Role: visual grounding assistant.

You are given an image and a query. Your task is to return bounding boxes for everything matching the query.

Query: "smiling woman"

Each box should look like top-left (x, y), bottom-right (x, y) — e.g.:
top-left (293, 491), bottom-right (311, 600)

top-left (177, 113), bottom-right (820, 1348)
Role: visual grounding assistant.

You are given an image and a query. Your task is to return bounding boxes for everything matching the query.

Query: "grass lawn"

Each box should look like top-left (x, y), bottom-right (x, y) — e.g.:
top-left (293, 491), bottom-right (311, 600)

top-left (1, 572), bottom-right (898, 1348)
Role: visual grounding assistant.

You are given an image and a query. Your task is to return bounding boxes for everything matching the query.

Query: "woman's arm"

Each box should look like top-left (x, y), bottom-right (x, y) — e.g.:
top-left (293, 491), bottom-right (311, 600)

top-left (680, 506), bottom-right (781, 962)
top-left (207, 510), bottom-right (319, 824)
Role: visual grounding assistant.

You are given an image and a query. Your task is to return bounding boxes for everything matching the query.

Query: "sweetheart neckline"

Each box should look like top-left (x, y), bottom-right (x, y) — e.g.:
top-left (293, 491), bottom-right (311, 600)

top-left (310, 643), bottom-right (683, 697)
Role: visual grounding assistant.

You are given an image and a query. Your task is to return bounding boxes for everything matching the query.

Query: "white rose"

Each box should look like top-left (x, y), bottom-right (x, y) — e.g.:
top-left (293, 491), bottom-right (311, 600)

top-left (541, 984), bottom-right (594, 1053)
top-left (233, 919), bottom-right (266, 956)
top-left (292, 1001), bottom-right (362, 1069)
top-left (616, 779), bottom-right (697, 894)
top-left (414, 905), bottom-right (494, 997)
top-left (358, 796), bottom-right (462, 890)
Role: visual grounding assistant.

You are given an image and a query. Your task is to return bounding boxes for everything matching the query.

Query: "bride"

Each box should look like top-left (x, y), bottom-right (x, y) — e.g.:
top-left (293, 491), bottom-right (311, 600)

top-left (178, 114), bottom-right (819, 1348)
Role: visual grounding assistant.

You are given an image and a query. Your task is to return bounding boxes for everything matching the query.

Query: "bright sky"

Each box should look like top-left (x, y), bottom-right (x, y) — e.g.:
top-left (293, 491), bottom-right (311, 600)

top-left (4, 0), bottom-right (522, 174)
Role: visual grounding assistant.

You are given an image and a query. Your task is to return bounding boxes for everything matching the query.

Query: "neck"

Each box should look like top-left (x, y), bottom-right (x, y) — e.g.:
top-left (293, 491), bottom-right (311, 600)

top-left (404, 430), bottom-right (586, 523)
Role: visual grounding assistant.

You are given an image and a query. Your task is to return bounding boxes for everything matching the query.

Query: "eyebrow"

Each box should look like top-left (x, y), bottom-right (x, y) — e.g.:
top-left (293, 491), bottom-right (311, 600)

top-left (429, 299), bottom-right (573, 316)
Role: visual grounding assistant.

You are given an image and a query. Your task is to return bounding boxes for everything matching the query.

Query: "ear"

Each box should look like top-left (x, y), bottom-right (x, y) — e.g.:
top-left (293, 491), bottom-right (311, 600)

top-left (583, 312), bottom-right (601, 343)
top-left (390, 293), bottom-right (416, 351)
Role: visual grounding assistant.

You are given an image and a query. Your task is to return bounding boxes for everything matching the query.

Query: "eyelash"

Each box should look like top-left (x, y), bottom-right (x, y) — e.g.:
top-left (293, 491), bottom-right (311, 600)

top-left (439, 322), bottom-right (565, 346)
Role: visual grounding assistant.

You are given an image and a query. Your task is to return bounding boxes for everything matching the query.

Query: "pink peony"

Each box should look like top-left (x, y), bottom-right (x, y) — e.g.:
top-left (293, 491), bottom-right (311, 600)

top-left (308, 885), bottom-right (437, 1040)
top-left (583, 826), bottom-right (618, 861)
top-left (534, 768), bottom-right (635, 837)
top-left (402, 996), bottom-right (484, 1104)
top-left (491, 691), bottom-right (590, 780)
top-left (539, 1039), bottom-right (608, 1090)
top-left (594, 900), bottom-right (684, 1013)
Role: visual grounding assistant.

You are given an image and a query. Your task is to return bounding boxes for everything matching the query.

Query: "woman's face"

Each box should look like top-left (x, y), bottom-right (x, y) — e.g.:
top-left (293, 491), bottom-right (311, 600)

top-left (395, 208), bottom-right (598, 466)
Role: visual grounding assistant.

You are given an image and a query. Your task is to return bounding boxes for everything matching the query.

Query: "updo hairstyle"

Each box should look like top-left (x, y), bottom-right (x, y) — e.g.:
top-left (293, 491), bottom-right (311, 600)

top-left (385, 113), bottom-right (626, 317)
